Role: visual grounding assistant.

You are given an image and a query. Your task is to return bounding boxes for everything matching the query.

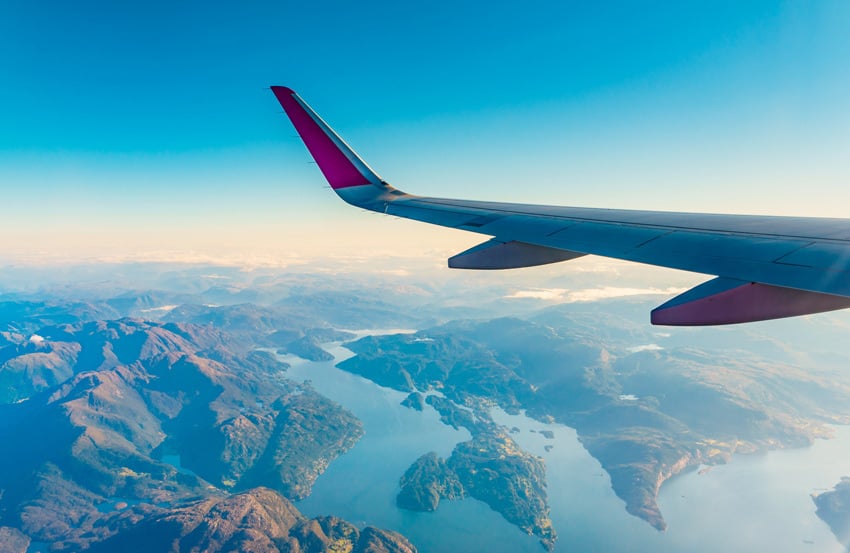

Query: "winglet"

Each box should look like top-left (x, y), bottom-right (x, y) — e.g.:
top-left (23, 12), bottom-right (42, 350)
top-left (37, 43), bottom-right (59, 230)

top-left (272, 86), bottom-right (397, 208)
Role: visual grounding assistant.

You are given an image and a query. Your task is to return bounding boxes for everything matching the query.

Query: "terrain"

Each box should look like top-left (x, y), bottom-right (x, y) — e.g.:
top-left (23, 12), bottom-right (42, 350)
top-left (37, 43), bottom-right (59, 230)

top-left (0, 311), bottom-right (369, 551)
top-left (397, 400), bottom-right (555, 550)
top-left (3, 261), bottom-right (850, 551)
top-left (83, 487), bottom-right (415, 553)
top-left (814, 477), bottom-right (850, 550)
top-left (340, 311), bottom-right (850, 533)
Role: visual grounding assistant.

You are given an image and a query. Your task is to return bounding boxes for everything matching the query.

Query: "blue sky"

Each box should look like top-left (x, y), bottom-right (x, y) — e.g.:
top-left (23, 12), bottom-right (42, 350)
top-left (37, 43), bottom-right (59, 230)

top-left (2, 1), bottom-right (849, 262)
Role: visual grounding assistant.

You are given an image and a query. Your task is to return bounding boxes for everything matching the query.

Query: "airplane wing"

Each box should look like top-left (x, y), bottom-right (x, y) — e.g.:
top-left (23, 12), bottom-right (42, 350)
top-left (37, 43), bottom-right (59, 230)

top-left (271, 86), bottom-right (850, 326)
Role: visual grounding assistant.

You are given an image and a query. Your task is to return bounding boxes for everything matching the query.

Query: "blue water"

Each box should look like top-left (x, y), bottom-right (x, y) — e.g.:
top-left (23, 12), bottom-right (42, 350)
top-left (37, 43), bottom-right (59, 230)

top-left (95, 497), bottom-right (144, 514)
top-left (278, 340), bottom-right (850, 553)
top-left (161, 453), bottom-right (199, 477)
top-left (495, 409), bottom-right (850, 552)
top-left (280, 342), bottom-right (541, 552)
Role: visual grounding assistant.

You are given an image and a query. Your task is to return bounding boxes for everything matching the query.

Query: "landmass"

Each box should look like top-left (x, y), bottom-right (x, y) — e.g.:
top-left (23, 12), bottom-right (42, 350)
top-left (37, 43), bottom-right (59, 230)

top-left (0, 315), bottom-right (365, 550)
top-left (84, 487), bottom-right (416, 553)
top-left (280, 335), bottom-right (334, 362)
top-left (340, 314), bottom-right (850, 533)
top-left (0, 527), bottom-right (29, 553)
top-left (397, 452), bottom-right (463, 511)
top-left (425, 394), bottom-right (483, 431)
top-left (276, 328), bottom-right (356, 362)
top-left (397, 396), bottom-right (556, 550)
top-left (813, 477), bottom-right (850, 550)
top-left (401, 391), bottom-right (425, 411)
top-left (449, 431), bottom-right (556, 551)
top-left (7, 270), bottom-right (850, 551)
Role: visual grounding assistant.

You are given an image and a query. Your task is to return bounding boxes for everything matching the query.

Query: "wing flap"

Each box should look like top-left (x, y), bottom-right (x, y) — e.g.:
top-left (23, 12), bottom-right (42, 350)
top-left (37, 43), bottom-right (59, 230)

top-left (449, 239), bottom-right (585, 270)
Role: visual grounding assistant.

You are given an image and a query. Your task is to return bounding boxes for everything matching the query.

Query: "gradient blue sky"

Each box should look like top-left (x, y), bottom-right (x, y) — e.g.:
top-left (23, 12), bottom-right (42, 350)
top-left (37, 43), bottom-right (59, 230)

top-left (2, 1), bottom-right (849, 262)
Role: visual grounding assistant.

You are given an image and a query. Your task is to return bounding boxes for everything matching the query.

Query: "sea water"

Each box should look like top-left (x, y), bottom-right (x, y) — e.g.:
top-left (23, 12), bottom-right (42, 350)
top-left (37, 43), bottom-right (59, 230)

top-left (279, 340), bottom-right (850, 553)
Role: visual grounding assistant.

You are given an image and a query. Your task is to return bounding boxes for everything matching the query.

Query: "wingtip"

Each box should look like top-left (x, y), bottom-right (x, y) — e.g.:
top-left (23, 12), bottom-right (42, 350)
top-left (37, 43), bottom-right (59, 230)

top-left (270, 85), bottom-right (295, 97)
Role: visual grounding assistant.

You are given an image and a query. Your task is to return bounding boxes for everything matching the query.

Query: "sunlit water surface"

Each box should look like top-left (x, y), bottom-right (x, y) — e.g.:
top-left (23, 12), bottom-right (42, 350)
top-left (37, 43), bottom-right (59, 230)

top-left (279, 340), bottom-right (850, 553)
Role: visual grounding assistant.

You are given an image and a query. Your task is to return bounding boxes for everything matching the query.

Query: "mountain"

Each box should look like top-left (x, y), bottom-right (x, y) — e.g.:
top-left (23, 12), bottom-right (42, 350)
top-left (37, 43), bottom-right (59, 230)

top-left (104, 290), bottom-right (204, 317)
top-left (162, 303), bottom-right (302, 346)
top-left (0, 300), bottom-right (119, 334)
top-left (84, 487), bottom-right (416, 553)
top-left (0, 319), bottom-right (363, 549)
top-left (274, 290), bottom-right (427, 330)
top-left (162, 303), bottom-right (363, 363)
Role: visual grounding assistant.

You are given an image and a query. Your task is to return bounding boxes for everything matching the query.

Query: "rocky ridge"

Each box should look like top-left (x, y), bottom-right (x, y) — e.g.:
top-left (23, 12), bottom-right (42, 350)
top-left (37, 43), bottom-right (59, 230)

top-left (0, 318), bottom-right (364, 550)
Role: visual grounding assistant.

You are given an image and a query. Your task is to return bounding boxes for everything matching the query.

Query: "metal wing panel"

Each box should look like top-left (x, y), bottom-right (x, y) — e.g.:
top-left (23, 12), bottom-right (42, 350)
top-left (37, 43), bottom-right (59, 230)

top-left (384, 196), bottom-right (850, 297)
top-left (411, 198), bottom-right (850, 241)
top-left (470, 215), bottom-right (575, 242)
top-left (776, 243), bottom-right (850, 269)
top-left (386, 202), bottom-right (484, 228)
top-left (633, 232), bottom-right (809, 264)
top-left (546, 222), bottom-right (668, 258)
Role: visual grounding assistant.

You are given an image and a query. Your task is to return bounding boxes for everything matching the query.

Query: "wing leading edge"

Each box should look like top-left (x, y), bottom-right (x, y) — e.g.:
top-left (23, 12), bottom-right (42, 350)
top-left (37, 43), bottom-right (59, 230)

top-left (272, 86), bottom-right (850, 326)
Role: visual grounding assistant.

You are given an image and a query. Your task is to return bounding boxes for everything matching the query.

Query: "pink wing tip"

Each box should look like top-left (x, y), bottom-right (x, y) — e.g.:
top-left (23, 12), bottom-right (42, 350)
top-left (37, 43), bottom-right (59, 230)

top-left (270, 85), bottom-right (295, 97)
top-left (271, 85), bottom-right (373, 190)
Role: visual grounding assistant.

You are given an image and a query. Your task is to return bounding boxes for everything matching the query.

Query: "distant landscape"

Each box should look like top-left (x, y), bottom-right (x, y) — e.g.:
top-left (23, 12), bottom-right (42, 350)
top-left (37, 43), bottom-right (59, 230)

top-left (2, 260), bottom-right (850, 552)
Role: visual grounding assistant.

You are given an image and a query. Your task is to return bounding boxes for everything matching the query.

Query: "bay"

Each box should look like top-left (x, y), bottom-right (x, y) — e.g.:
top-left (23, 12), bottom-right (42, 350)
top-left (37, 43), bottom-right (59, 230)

top-left (278, 339), bottom-right (850, 552)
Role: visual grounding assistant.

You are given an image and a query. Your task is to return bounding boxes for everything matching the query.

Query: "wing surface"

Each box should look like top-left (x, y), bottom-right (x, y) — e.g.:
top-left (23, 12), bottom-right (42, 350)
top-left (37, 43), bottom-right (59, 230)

top-left (272, 86), bottom-right (850, 325)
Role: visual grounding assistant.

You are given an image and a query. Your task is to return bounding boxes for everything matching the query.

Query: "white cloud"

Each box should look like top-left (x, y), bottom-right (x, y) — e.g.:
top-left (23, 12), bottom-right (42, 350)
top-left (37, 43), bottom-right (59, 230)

top-left (0, 250), bottom-right (313, 269)
top-left (505, 286), bottom-right (686, 302)
top-left (627, 344), bottom-right (664, 353)
top-left (505, 288), bottom-right (568, 300)
top-left (376, 268), bottom-right (412, 277)
top-left (565, 286), bottom-right (686, 302)
top-left (139, 305), bottom-right (178, 313)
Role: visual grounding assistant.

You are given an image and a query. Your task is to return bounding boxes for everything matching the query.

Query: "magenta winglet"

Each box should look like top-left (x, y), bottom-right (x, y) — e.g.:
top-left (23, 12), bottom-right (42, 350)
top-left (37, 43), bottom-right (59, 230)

top-left (272, 86), bottom-right (371, 189)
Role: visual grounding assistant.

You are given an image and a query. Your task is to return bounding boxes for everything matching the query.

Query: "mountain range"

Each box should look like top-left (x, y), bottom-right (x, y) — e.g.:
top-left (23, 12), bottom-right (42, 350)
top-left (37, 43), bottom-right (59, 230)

top-left (0, 312), bottom-right (377, 551)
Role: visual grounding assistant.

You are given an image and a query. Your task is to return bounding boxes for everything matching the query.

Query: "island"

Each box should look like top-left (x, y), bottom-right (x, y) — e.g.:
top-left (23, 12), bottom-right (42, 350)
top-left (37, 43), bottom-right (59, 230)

top-left (813, 477), bottom-right (850, 549)
top-left (396, 396), bottom-right (557, 550)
